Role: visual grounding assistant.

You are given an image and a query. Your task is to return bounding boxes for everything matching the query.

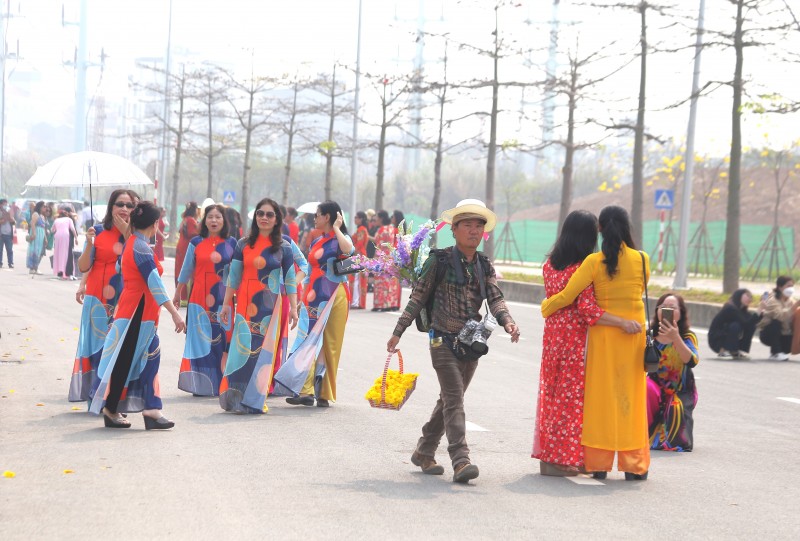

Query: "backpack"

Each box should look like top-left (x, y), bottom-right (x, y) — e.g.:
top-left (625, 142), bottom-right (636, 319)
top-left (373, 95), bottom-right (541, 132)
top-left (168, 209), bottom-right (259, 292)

top-left (413, 249), bottom-right (491, 333)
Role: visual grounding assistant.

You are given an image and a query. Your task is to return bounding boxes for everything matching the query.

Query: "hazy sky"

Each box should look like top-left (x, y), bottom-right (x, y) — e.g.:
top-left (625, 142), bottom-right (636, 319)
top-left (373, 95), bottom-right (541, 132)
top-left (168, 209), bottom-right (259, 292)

top-left (4, 0), bottom-right (799, 157)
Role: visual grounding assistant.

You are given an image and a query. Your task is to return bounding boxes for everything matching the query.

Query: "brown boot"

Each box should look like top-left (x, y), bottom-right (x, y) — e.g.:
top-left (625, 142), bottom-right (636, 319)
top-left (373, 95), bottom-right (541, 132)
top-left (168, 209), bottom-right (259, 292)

top-left (411, 451), bottom-right (444, 475)
top-left (453, 462), bottom-right (479, 483)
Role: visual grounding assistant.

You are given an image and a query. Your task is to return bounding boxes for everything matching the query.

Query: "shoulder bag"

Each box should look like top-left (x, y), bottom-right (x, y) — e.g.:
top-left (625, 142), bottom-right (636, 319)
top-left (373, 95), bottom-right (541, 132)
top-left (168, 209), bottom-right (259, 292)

top-left (640, 251), bottom-right (660, 374)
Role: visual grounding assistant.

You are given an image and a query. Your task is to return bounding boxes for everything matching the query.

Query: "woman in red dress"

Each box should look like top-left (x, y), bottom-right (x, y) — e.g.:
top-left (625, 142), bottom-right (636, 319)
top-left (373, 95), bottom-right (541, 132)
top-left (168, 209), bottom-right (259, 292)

top-left (371, 210), bottom-right (401, 311)
top-left (174, 201), bottom-right (199, 303)
top-left (349, 211), bottom-right (369, 309)
top-left (534, 210), bottom-right (642, 475)
top-left (154, 207), bottom-right (167, 261)
top-left (90, 201), bottom-right (187, 429)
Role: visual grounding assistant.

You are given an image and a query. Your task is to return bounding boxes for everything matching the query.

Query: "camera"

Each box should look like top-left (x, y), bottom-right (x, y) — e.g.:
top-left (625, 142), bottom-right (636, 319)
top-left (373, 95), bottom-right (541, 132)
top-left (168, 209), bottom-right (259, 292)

top-left (457, 313), bottom-right (498, 355)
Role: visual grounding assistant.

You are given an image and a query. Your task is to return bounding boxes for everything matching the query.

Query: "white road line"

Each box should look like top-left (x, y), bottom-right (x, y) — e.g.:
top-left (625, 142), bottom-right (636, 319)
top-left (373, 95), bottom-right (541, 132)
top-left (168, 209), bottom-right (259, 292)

top-left (777, 397), bottom-right (800, 405)
top-left (465, 421), bottom-right (489, 432)
top-left (567, 476), bottom-right (605, 486)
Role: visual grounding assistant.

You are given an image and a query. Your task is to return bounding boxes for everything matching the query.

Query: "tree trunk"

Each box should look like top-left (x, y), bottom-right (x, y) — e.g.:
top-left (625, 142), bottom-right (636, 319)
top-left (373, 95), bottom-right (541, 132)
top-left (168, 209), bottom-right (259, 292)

top-left (375, 91), bottom-right (388, 211)
top-left (324, 65), bottom-right (336, 202)
top-left (631, 2), bottom-right (647, 249)
top-left (558, 57), bottom-right (578, 231)
top-left (241, 89), bottom-right (254, 218)
top-left (431, 93), bottom-right (445, 222)
top-left (206, 88), bottom-right (214, 199)
top-left (485, 13), bottom-right (500, 260)
top-left (282, 83), bottom-right (298, 206)
top-left (168, 90), bottom-right (185, 242)
top-left (723, 0), bottom-right (744, 293)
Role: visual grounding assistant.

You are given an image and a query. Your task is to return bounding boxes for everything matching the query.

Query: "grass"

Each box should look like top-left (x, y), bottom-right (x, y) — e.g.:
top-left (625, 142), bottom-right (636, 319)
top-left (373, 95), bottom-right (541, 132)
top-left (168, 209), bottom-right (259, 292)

top-left (499, 271), bottom-right (729, 304)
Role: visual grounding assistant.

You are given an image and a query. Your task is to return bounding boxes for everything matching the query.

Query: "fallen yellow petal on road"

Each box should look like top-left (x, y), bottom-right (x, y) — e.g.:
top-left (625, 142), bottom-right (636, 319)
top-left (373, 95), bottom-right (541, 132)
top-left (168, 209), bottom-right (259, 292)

top-left (63, 469), bottom-right (74, 474)
top-left (3, 471), bottom-right (15, 478)
top-left (36, 403), bottom-right (44, 406)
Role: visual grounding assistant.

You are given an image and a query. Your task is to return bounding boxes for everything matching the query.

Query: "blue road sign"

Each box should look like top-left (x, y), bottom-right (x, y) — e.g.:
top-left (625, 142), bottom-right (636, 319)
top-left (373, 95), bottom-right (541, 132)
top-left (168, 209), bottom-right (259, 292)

top-left (223, 190), bottom-right (236, 204)
top-left (654, 189), bottom-right (674, 210)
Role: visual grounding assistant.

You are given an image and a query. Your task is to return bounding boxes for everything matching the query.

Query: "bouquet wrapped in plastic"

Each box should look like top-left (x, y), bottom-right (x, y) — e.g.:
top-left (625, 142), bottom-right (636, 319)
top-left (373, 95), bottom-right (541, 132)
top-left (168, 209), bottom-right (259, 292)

top-left (365, 350), bottom-right (418, 410)
top-left (353, 220), bottom-right (437, 287)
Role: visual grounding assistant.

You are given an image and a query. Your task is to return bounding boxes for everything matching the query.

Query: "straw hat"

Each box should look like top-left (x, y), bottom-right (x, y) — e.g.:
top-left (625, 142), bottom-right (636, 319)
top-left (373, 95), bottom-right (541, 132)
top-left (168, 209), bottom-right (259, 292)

top-left (440, 199), bottom-right (497, 232)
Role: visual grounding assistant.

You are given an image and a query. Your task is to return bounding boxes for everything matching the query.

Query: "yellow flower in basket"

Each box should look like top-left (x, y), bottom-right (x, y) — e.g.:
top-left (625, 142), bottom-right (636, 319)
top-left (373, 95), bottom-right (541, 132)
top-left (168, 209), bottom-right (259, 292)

top-left (366, 351), bottom-right (418, 410)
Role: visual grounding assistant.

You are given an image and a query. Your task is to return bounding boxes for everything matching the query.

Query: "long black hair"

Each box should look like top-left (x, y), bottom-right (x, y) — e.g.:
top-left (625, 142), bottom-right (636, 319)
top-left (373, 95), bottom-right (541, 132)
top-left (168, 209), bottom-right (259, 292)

top-left (775, 275), bottom-right (794, 298)
top-left (355, 210), bottom-right (367, 227)
top-left (377, 209), bottom-right (390, 226)
top-left (318, 200), bottom-right (347, 235)
top-left (651, 293), bottom-right (691, 337)
top-left (598, 205), bottom-right (636, 278)
top-left (548, 210), bottom-right (598, 271)
top-left (247, 198), bottom-right (283, 252)
top-left (199, 204), bottom-right (229, 239)
top-left (33, 200), bottom-right (45, 215)
top-left (102, 189), bottom-right (139, 231)
top-left (224, 207), bottom-right (242, 238)
top-left (727, 288), bottom-right (752, 312)
top-left (130, 201), bottom-right (161, 231)
top-left (392, 209), bottom-right (405, 227)
top-left (182, 201), bottom-right (198, 219)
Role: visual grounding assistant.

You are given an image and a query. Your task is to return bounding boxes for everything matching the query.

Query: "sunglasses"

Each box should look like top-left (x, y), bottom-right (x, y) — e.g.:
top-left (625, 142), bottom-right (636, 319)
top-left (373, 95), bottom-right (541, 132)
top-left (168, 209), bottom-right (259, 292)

top-left (256, 210), bottom-right (276, 219)
top-left (114, 202), bottom-right (135, 209)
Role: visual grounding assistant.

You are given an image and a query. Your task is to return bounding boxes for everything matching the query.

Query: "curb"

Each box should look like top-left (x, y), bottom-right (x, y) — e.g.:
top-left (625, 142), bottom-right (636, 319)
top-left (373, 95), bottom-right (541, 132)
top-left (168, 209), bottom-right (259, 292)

top-left (497, 279), bottom-right (720, 329)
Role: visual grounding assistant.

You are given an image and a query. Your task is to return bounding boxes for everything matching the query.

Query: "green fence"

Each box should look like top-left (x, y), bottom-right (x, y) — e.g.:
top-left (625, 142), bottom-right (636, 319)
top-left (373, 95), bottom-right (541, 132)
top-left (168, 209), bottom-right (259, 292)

top-left (402, 214), bottom-right (796, 272)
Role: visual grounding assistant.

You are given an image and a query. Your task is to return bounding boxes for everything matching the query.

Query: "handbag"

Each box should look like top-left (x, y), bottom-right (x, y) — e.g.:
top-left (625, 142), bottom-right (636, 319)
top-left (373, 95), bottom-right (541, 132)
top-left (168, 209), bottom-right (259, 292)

top-left (333, 256), bottom-right (359, 276)
top-left (640, 251), bottom-right (660, 374)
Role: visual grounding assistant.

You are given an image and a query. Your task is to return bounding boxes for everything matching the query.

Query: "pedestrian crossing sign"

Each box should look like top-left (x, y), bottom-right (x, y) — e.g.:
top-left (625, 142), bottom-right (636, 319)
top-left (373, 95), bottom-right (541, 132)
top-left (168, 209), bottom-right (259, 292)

top-left (223, 191), bottom-right (236, 204)
top-left (654, 189), bottom-right (674, 210)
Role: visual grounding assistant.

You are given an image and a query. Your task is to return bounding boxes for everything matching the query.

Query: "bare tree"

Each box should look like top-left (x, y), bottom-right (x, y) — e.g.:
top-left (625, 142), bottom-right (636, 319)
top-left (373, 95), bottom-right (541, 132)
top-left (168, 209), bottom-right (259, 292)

top-left (220, 62), bottom-right (276, 217)
top-left (187, 64), bottom-right (237, 199)
top-left (269, 73), bottom-right (315, 206)
top-left (360, 72), bottom-right (415, 211)
top-left (129, 63), bottom-right (194, 241)
top-left (713, 0), bottom-right (793, 291)
top-left (306, 64), bottom-right (353, 202)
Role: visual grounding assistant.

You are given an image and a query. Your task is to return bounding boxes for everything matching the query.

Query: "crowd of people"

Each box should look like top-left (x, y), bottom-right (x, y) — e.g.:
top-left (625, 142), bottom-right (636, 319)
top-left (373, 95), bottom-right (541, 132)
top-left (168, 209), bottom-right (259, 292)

top-left (3, 190), bottom-right (799, 484)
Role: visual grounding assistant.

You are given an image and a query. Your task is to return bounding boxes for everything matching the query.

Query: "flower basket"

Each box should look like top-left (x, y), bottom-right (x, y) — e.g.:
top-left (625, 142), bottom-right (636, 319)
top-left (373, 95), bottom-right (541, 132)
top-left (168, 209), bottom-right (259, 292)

top-left (365, 350), bottom-right (418, 411)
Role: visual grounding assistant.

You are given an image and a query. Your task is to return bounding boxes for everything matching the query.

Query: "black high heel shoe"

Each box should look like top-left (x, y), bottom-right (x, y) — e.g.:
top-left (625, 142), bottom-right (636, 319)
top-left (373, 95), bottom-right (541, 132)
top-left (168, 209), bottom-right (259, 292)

top-left (624, 472), bottom-right (648, 481)
top-left (143, 415), bottom-right (175, 430)
top-left (102, 408), bottom-right (131, 428)
top-left (592, 472), bottom-right (608, 480)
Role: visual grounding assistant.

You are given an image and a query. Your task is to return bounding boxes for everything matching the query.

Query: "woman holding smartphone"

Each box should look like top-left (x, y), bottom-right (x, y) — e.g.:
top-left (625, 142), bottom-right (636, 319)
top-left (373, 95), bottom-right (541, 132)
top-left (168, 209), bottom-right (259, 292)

top-left (646, 293), bottom-right (699, 452)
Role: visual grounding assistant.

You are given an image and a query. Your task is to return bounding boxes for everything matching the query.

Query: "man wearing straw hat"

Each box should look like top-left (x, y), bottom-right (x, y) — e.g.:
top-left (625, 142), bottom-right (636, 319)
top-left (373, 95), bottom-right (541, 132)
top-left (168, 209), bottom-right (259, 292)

top-left (387, 198), bottom-right (520, 484)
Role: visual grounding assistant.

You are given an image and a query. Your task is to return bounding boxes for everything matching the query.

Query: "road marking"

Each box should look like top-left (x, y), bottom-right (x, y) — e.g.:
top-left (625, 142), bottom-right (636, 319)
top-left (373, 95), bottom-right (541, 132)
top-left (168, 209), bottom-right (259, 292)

top-left (465, 421), bottom-right (489, 432)
top-left (567, 476), bottom-right (605, 486)
top-left (777, 397), bottom-right (800, 405)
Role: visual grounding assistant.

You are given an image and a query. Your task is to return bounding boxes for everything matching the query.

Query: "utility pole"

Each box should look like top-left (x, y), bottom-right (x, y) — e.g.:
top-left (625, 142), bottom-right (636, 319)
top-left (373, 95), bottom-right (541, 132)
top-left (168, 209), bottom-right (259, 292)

top-left (538, 0), bottom-right (560, 178)
top-left (673, 0), bottom-right (706, 289)
top-left (0, 0), bottom-right (19, 197)
top-left (159, 0), bottom-right (173, 209)
top-left (348, 0), bottom-right (363, 230)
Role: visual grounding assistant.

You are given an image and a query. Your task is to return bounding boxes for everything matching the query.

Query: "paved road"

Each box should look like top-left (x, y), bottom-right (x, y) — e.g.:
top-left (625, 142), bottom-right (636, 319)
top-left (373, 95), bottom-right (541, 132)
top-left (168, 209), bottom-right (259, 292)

top-left (1, 247), bottom-right (799, 540)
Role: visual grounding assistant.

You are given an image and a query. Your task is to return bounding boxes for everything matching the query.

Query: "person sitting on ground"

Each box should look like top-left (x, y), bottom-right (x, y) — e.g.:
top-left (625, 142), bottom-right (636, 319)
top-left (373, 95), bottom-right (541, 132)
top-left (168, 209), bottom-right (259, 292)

top-left (647, 293), bottom-right (699, 452)
top-left (757, 275), bottom-right (799, 361)
top-left (708, 289), bottom-right (761, 359)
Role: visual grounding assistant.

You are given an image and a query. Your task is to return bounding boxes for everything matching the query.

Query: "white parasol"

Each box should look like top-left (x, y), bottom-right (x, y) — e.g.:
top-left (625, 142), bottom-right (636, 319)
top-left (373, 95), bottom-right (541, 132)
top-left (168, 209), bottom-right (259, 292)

top-left (25, 151), bottom-right (153, 223)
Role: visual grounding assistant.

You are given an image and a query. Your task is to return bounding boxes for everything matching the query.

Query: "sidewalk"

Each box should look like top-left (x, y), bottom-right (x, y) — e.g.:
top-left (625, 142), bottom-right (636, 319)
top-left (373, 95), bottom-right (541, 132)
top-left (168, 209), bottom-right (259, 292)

top-left (494, 262), bottom-right (779, 296)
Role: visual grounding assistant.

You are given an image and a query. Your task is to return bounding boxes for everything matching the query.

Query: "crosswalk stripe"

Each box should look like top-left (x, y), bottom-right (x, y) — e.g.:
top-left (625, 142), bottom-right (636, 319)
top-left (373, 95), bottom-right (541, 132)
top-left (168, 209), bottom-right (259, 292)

top-left (465, 421), bottom-right (489, 432)
top-left (567, 476), bottom-right (605, 486)
top-left (777, 397), bottom-right (800, 405)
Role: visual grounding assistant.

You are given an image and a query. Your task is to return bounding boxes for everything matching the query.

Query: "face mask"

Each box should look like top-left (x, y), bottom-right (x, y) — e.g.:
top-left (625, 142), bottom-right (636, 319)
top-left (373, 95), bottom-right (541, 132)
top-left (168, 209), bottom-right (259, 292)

top-left (782, 287), bottom-right (795, 299)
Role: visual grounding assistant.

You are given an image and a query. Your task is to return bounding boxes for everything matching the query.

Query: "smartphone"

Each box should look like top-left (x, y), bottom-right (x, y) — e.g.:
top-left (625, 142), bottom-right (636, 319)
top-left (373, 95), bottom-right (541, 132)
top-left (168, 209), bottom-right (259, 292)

top-left (761, 291), bottom-right (770, 301)
top-left (661, 307), bottom-right (674, 324)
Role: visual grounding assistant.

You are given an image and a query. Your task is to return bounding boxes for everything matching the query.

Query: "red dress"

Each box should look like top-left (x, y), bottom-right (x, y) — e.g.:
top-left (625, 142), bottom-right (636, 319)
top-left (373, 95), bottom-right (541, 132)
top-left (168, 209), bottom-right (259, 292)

top-left (154, 217), bottom-right (166, 261)
top-left (174, 216), bottom-right (199, 300)
top-left (532, 260), bottom-right (604, 467)
top-left (372, 225), bottom-right (401, 310)
top-left (348, 225), bottom-right (369, 309)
